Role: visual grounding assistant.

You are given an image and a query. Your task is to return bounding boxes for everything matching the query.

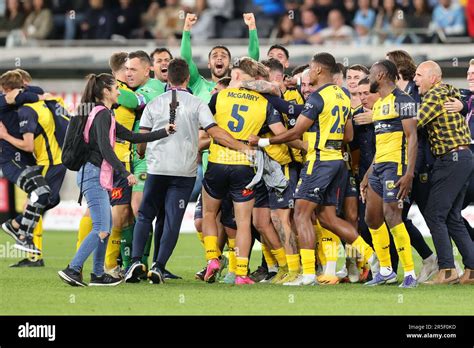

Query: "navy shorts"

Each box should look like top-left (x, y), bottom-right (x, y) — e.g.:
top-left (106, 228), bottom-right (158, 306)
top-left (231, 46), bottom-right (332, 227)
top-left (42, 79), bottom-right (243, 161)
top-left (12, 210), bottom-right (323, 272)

top-left (268, 163), bottom-right (300, 210)
top-left (220, 194), bottom-right (237, 230)
top-left (254, 180), bottom-right (269, 208)
top-left (343, 171), bottom-right (358, 199)
top-left (294, 159), bottom-right (346, 206)
top-left (203, 163), bottom-right (255, 203)
top-left (1, 159), bottom-right (31, 184)
top-left (368, 162), bottom-right (406, 203)
top-left (110, 170), bottom-right (132, 206)
top-left (43, 164), bottom-right (67, 209)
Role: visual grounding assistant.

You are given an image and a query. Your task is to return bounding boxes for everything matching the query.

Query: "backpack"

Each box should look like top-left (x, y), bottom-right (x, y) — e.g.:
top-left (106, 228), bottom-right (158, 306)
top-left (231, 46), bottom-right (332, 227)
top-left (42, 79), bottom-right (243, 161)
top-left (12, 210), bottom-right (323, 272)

top-left (61, 114), bottom-right (89, 171)
top-left (44, 99), bottom-right (71, 149)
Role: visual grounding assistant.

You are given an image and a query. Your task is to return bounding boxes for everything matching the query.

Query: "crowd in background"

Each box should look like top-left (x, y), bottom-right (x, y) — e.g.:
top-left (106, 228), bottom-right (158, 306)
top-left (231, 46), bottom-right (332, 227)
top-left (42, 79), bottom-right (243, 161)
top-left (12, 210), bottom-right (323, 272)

top-left (0, 0), bottom-right (473, 46)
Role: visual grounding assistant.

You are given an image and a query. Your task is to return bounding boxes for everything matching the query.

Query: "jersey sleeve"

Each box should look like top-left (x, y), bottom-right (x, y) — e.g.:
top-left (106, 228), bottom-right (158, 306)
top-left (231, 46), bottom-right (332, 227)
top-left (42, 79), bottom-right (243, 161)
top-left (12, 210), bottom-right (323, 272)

top-left (300, 92), bottom-right (324, 121)
top-left (18, 106), bottom-right (38, 134)
top-left (198, 100), bottom-right (217, 131)
top-left (180, 30), bottom-right (200, 87)
top-left (265, 103), bottom-right (282, 125)
top-left (248, 29), bottom-right (260, 61)
top-left (395, 92), bottom-right (417, 120)
top-left (208, 93), bottom-right (218, 115)
top-left (118, 88), bottom-right (140, 109)
top-left (139, 102), bottom-right (156, 131)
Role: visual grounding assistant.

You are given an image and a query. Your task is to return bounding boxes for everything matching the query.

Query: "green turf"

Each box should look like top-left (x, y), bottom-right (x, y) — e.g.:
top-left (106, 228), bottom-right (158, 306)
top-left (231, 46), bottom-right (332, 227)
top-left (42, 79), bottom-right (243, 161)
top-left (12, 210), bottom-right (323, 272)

top-left (0, 231), bottom-right (472, 315)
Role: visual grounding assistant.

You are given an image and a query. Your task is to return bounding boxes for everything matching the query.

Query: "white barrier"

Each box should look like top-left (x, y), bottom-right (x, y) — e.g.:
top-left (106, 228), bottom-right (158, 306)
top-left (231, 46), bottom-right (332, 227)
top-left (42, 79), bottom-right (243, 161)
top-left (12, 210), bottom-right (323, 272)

top-left (43, 200), bottom-right (474, 236)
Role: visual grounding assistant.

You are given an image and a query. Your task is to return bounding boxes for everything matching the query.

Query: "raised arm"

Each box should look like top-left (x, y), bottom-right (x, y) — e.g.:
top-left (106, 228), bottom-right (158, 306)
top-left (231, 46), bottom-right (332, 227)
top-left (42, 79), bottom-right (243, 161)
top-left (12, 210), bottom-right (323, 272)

top-left (181, 14), bottom-right (200, 87)
top-left (244, 13), bottom-right (260, 61)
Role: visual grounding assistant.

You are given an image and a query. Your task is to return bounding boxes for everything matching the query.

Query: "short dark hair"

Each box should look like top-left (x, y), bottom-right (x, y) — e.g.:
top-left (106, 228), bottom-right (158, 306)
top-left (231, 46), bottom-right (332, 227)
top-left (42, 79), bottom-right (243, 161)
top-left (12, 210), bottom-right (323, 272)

top-left (348, 64), bottom-right (369, 75)
top-left (128, 50), bottom-right (152, 66)
top-left (333, 62), bottom-right (346, 77)
top-left (150, 47), bottom-right (173, 61)
top-left (358, 77), bottom-right (370, 85)
top-left (109, 52), bottom-right (128, 72)
top-left (312, 52), bottom-right (337, 72)
top-left (386, 50), bottom-right (416, 81)
top-left (261, 58), bottom-right (284, 74)
top-left (373, 59), bottom-right (399, 83)
top-left (268, 44), bottom-right (289, 60)
top-left (208, 45), bottom-right (231, 60)
top-left (217, 77), bottom-right (231, 88)
top-left (292, 64), bottom-right (309, 76)
top-left (167, 58), bottom-right (190, 86)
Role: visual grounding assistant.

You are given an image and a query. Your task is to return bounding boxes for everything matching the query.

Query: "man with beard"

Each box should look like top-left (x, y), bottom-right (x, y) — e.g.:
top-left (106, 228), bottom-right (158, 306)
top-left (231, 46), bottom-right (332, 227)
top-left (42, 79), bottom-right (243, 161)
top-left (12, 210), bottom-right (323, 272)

top-left (151, 48), bottom-right (173, 84)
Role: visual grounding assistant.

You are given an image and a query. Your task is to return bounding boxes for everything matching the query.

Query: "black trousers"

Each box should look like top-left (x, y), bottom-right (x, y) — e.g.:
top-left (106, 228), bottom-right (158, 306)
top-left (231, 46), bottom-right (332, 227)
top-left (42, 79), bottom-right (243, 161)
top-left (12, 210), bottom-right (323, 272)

top-left (132, 174), bottom-right (196, 269)
top-left (425, 149), bottom-right (474, 269)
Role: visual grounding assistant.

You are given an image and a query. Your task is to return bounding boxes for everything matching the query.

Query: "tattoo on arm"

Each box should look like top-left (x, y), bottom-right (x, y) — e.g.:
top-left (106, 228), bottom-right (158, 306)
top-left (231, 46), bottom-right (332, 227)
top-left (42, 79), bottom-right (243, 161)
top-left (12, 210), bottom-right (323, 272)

top-left (241, 80), bottom-right (280, 96)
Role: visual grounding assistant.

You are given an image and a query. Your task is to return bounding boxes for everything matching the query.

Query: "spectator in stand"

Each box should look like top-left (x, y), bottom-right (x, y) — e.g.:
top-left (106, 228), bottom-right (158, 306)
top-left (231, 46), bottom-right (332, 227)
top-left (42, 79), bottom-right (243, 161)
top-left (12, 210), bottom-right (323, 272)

top-left (405, 0), bottom-right (432, 43)
top-left (0, 0), bottom-right (25, 33)
top-left (51, 0), bottom-right (87, 41)
top-left (274, 13), bottom-right (295, 45)
top-left (468, 0), bottom-right (474, 39)
top-left (153, 0), bottom-right (185, 43)
top-left (22, 0), bottom-right (52, 40)
top-left (342, 0), bottom-right (357, 25)
top-left (252, 0), bottom-right (285, 23)
top-left (80, 0), bottom-right (113, 40)
top-left (284, 0), bottom-right (302, 25)
top-left (140, 0), bottom-right (160, 39)
top-left (113, 0), bottom-right (141, 39)
top-left (430, 0), bottom-right (466, 40)
top-left (374, 0), bottom-right (402, 43)
top-left (188, 0), bottom-right (234, 41)
top-left (353, 0), bottom-right (376, 44)
top-left (292, 8), bottom-right (322, 44)
top-left (311, 0), bottom-right (333, 27)
top-left (312, 8), bottom-right (354, 44)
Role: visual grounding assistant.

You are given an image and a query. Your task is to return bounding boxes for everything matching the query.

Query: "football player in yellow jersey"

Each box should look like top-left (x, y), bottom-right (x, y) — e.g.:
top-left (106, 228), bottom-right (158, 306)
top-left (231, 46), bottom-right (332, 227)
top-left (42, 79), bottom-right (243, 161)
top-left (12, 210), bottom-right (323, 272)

top-left (360, 60), bottom-right (418, 288)
top-left (0, 86), bottom-right (67, 265)
top-left (251, 53), bottom-right (379, 286)
top-left (202, 57), bottom-right (292, 285)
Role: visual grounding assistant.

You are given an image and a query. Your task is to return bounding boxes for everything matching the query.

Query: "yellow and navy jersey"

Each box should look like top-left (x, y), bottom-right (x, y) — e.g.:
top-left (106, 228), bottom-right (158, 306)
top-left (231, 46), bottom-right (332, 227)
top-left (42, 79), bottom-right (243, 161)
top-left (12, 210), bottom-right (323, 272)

top-left (18, 101), bottom-right (62, 166)
top-left (372, 88), bottom-right (416, 166)
top-left (208, 88), bottom-right (280, 166)
top-left (115, 81), bottom-right (136, 166)
top-left (300, 83), bottom-right (351, 164)
top-left (259, 109), bottom-right (293, 165)
top-left (283, 88), bottom-right (305, 163)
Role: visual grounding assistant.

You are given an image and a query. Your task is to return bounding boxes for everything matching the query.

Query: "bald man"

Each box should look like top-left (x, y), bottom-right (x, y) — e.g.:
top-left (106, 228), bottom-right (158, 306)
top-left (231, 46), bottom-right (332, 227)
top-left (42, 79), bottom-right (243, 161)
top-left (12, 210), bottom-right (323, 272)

top-left (415, 60), bottom-right (474, 285)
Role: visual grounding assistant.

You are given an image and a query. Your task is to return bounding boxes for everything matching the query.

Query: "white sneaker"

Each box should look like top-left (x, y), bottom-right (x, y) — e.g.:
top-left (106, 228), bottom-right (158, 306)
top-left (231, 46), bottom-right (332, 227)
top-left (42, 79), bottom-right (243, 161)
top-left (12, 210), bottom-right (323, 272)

top-left (283, 274), bottom-right (317, 286)
top-left (417, 254), bottom-right (438, 283)
top-left (105, 266), bottom-right (123, 279)
top-left (336, 265), bottom-right (348, 279)
top-left (347, 257), bottom-right (360, 283)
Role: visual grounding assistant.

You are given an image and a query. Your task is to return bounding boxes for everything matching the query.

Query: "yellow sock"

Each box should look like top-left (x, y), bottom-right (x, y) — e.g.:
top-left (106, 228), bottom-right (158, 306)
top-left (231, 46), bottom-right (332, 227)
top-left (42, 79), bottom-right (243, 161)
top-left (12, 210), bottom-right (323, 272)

top-left (228, 238), bottom-right (236, 273)
top-left (314, 223), bottom-right (326, 267)
top-left (76, 216), bottom-right (92, 251)
top-left (369, 224), bottom-right (391, 267)
top-left (197, 231), bottom-right (204, 248)
top-left (30, 217), bottom-right (43, 260)
top-left (300, 248), bottom-right (316, 275)
top-left (390, 222), bottom-right (415, 273)
top-left (351, 236), bottom-right (374, 265)
top-left (236, 257), bottom-right (249, 277)
top-left (321, 226), bottom-right (340, 263)
top-left (271, 247), bottom-right (287, 267)
top-left (204, 235), bottom-right (219, 261)
top-left (105, 227), bottom-right (121, 270)
top-left (286, 254), bottom-right (300, 273)
top-left (262, 243), bottom-right (277, 269)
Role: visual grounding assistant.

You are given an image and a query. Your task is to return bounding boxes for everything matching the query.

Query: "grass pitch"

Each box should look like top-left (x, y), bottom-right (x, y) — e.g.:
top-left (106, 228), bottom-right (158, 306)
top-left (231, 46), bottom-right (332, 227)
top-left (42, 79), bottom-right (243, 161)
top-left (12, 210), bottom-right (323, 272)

top-left (0, 231), bottom-right (472, 315)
